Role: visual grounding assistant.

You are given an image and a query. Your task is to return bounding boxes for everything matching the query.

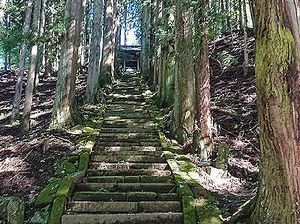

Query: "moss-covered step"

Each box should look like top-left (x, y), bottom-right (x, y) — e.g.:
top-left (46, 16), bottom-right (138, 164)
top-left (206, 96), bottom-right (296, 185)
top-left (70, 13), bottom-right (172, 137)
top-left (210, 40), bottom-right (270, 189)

top-left (82, 175), bottom-right (173, 183)
top-left (100, 127), bottom-right (157, 134)
top-left (75, 182), bottom-right (176, 193)
top-left (67, 201), bottom-right (181, 213)
top-left (62, 212), bottom-right (182, 224)
top-left (86, 168), bottom-right (172, 177)
top-left (95, 137), bottom-right (159, 144)
top-left (73, 191), bottom-right (179, 201)
top-left (95, 141), bottom-right (161, 147)
top-left (96, 146), bottom-right (162, 152)
top-left (89, 162), bottom-right (168, 170)
top-left (90, 154), bottom-right (166, 163)
top-left (92, 150), bottom-right (163, 157)
top-left (98, 132), bottom-right (158, 139)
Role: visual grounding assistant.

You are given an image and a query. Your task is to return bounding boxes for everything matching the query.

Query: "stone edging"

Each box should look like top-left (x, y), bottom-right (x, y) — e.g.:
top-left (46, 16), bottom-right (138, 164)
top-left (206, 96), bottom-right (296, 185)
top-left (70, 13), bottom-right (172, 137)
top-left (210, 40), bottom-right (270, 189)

top-left (33, 104), bottom-right (105, 224)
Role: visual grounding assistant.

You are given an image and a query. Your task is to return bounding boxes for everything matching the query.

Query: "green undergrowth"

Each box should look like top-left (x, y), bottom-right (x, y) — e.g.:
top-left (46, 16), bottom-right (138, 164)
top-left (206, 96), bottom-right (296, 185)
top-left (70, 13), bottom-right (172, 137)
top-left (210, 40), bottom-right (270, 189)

top-left (29, 104), bottom-right (106, 224)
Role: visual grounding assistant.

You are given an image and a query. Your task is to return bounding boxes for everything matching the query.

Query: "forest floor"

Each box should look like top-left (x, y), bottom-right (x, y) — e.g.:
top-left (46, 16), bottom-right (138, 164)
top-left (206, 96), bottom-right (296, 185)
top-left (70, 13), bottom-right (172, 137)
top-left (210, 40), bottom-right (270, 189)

top-left (159, 30), bottom-right (258, 219)
top-left (0, 31), bottom-right (258, 221)
top-left (0, 68), bottom-right (87, 219)
top-left (199, 30), bottom-right (258, 218)
top-left (208, 30), bottom-right (257, 218)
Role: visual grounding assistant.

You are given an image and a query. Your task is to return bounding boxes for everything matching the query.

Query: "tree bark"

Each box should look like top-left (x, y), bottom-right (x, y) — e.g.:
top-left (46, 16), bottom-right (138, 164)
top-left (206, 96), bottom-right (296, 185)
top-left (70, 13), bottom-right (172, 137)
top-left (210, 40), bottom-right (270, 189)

top-left (50, 0), bottom-right (83, 129)
top-left (173, 0), bottom-right (195, 144)
top-left (192, 0), bottom-right (212, 160)
top-left (21, 0), bottom-right (43, 134)
top-left (101, 0), bottom-right (117, 84)
top-left (85, 0), bottom-right (105, 103)
top-left (11, 0), bottom-right (33, 123)
top-left (252, 0), bottom-right (300, 222)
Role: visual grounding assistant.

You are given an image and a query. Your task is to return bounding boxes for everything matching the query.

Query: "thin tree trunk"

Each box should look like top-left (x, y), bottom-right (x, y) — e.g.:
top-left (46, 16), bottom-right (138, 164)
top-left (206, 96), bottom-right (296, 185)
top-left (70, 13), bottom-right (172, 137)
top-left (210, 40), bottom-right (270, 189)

top-left (50, 0), bottom-right (83, 128)
top-left (21, 0), bottom-right (43, 134)
top-left (85, 0), bottom-right (105, 103)
top-left (242, 0), bottom-right (248, 76)
top-left (11, 0), bottom-right (33, 123)
top-left (251, 0), bottom-right (300, 222)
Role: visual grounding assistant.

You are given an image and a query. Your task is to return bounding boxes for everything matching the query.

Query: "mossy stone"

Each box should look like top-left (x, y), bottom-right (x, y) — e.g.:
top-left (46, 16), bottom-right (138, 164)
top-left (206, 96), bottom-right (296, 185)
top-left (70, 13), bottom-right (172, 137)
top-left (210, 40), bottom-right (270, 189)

top-left (28, 205), bottom-right (50, 224)
top-left (54, 160), bottom-right (77, 178)
top-left (178, 161), bottom-right (197, 172)
top-left (48, 196), bottom-right (66, 224)
top-left (182, 195), bottom-right (197, 224)
top-left (35, 179), bottom-right (61, 206)
top-left (79, 152), bottom-right (90, 171)
top-left (7, 196), bottom-right (24, 224)
top-left (56, 177), bottom-right (73, 198)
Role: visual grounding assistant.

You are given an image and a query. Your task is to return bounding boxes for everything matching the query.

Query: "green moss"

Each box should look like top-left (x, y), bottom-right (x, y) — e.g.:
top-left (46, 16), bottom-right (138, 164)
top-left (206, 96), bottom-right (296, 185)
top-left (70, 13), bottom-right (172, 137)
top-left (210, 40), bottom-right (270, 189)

top-left (82, 127), bottom-right (100, 135)
top-left (35, 179), bottom-right (61, 206)
top-left (54, 160), bottom-right (77, 178)
top-left (7, 196), bottom-right (24, 224)
top-left (55, 177), bottom-right (73, 198)
top-left (79, 152), bottom-right (90, 171)
top-left (163, 151), bottom-right (174, 160)
top-left (182, 195), bottom-right (197, 224)
top-left (175, 154), bottom-right (191, 162)
top-left (215, 143), bottom-right (230, 170)
top-left (48, 196), bottom-right (66, 224)
top-left (178, 161), bottom-right (197, 172)
top-left (28, 205), bottom-right (50, 224)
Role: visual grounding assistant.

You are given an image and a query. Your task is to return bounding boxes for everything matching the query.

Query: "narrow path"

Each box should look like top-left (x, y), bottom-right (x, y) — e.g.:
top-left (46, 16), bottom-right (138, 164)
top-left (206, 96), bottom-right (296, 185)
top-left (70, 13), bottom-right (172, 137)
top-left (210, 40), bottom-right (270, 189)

top-left (62, 72), bottom-right (183, 224)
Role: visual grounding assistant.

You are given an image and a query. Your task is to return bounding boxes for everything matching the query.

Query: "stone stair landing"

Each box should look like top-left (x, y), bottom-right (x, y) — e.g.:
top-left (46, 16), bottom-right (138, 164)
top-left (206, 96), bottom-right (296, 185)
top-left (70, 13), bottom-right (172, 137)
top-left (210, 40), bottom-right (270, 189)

top-left (61, 73), bottom-right (183, 224)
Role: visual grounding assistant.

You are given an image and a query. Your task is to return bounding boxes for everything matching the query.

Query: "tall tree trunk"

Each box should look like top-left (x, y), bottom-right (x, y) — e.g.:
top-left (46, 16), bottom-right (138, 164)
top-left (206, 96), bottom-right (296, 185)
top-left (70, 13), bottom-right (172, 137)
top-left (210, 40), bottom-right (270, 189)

top-left (21, 0), bottom-right (43, 134)
top-left (50, 0), bottom-right (82, 128)
top-left (101, 0), bottom-right (117, 84)
top-left (79, 0), bottom-right (88, 66)
top-left (173, 0), bottom-right (195, 144)
top-left (242, 0), bottom-right (248, 76)
top-left (11, 0), bottom-right (33, 123)
top-left (192, 1), bottom-right (212, 160)
top-left (251, 0), bottom-right (300, 222)
top-left (0, 0), bottom-right (6, 24)
top-left (85, 0), bottom-right (105, 103)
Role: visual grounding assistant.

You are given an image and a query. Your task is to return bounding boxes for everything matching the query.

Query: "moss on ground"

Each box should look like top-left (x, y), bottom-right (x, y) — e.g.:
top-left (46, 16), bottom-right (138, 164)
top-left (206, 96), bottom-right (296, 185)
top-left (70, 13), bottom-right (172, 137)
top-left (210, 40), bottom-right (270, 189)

top-left (79, 152), bottom-right (90, 171)
top-left (35, 179), bottom-right (61, 206)
top-left (48, 196), bottom-right (66, 224)
top-left (54, 160), bottom-right (77, 178)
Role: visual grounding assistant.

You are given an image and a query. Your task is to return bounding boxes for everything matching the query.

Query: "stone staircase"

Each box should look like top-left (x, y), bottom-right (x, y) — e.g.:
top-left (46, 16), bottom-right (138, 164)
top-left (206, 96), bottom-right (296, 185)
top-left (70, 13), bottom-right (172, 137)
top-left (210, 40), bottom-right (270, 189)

top-left (61, 73), bottom-right (183, 224)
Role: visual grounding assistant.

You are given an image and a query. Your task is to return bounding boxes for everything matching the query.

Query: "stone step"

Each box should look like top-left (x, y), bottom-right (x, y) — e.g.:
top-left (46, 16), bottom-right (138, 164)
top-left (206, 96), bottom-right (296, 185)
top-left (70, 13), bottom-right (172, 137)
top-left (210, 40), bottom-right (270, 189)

top-left (73, 191), bottom-right (179, 202)
top-left (98, 132), bottom-right (158, 139)
top-left (104, 114), bottom-right (150, 120)
top-left (82, 175), bottom-right (173, 184)
top-left (86, 169), bottom-right (172, 177)
top-left (96, 146), bottom-right (162, 152)
top-left (96, 138), bottom-right (159, 145)
top-left (67, 201), bottom-right (181, 213)
top-left (62, 213), bottom-right (183, 224)
top-left (100, 127), bottom-right (157, 134)
top-left (101, 123), bottom-right (156, 129)
top-left (89, 162), bottom-right (168, 170)
top-left (76, 183), bottom-right (176, 193)
top-left (105, 108), bottom-right (147, 113)
top-left (106, 104), bottom-right (147, 109)
top-left (90, 155), bottom-right (165, 163)
top-left (107, 101), bottom-right (147, 106)
top-left (95, 141), bottom-right (161, 147)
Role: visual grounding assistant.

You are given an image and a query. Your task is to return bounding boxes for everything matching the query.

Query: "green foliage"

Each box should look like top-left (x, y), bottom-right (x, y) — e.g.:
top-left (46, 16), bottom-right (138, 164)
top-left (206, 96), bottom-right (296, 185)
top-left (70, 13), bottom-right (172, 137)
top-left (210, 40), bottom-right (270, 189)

top-left (217, 51), bottom-right (238, 70)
